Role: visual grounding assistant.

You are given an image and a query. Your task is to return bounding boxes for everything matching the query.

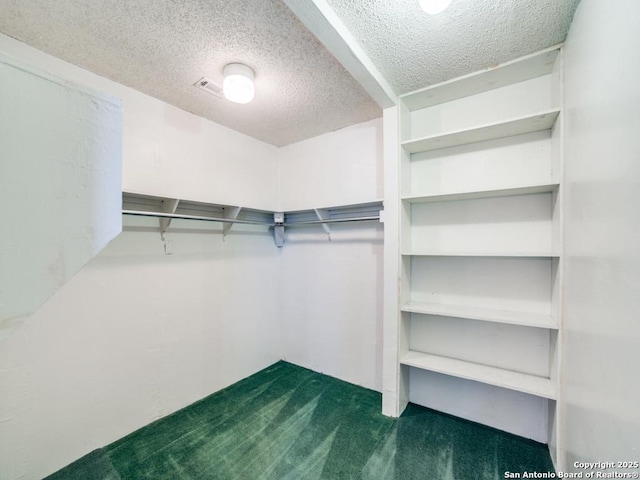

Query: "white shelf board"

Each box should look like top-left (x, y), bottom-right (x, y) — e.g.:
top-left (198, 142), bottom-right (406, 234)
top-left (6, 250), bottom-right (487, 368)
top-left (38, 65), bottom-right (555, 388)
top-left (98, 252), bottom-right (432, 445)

top-left (402, 109), bottom-right (560, 154)
top-left (401, 45), bottom-right (561, 111)
top-left (403, 183), bottom-right (559, 204)
top-left (402, 302), bottom-right (558, 329)
top-left (402, 251), bottom-right (560, 258)
top-left (401, 351), bottom-right (556, 399)
top-left (284, 198), bottom-right (384, 213)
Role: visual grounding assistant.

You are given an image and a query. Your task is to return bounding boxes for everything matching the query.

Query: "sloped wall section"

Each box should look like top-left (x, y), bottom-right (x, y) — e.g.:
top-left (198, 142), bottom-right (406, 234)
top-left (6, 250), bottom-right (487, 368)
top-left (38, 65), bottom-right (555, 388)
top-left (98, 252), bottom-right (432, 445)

top-left (0, 54), bottom-right (123, 341)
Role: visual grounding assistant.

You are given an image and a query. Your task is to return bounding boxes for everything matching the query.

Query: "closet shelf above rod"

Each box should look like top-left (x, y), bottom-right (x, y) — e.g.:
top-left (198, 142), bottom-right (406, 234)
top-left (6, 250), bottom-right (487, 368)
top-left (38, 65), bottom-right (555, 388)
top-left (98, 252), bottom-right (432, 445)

top-left (284, 200), bottom-right (383, 227)
top-left (122, 192), bottom-right (383, 247)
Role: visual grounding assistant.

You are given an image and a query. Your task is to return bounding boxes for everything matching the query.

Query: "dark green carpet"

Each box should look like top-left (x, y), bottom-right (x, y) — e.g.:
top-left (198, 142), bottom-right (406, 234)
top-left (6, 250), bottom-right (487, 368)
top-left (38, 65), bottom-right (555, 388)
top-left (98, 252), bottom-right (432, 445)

top-left (361, 404), bottom-right (555, 479)
top-left (45, 448), bottom-right (121, 480)
top-left (46, 361), bottom-right (554, 479)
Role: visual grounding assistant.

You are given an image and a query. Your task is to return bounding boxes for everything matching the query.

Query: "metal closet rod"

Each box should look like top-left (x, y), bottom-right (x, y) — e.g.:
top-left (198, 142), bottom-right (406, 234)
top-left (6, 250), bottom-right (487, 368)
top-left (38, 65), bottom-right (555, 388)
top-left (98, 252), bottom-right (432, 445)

top-left (285, 216), bottom-right (379, 225)
top-left (122, 210), bottom-right (380, 226)
top-left (122, 210), bottom-right (273, 226)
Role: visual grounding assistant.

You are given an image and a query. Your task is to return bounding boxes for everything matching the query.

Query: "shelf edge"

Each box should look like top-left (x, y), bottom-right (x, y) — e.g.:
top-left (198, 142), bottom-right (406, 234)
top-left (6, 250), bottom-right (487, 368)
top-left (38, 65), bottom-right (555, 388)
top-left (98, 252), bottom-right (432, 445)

top-left (402, 183), bottom-right (560, 203)
top-left (402, 302), bottom-right (559, 329)
top-left (401, 252), bottom-right (561, 258)
top-left (401, 351), bottom-right (556, 399)
top-left (401, 108), bottom-right (560, 154)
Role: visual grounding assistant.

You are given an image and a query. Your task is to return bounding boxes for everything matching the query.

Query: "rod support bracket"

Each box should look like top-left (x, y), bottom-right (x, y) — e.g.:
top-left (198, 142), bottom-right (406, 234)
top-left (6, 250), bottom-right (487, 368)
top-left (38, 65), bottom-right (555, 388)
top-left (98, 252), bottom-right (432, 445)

top-left (314, 208), bottom-right (331, 240)
top-left (159, 198), bottom-right (180, 240)
top-left (222, 206), bottom-right (242, 241)
top-left (273, 212), bottom-right (285, 247)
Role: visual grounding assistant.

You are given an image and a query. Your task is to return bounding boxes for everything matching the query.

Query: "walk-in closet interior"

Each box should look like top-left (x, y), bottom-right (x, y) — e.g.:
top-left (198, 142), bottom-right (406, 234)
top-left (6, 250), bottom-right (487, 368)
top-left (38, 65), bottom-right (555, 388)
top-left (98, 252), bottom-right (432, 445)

top-left (1, 0), bottom-right (639, 478)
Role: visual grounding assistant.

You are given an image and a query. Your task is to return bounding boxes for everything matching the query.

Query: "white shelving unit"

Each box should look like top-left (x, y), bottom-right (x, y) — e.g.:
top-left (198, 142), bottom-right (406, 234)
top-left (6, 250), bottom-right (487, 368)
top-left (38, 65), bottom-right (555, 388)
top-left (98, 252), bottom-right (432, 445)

top-left (384, 44), bottom-right (564, 464)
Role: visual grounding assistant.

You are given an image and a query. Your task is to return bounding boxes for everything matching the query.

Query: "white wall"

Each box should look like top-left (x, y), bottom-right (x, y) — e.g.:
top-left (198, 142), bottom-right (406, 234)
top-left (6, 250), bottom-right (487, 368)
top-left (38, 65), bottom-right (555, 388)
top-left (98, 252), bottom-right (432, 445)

top-left (0, 54), bottom-right (122, 341)
top-left (278, 119), bottom-right (384, 391)
top-left (561, 0), bottom-right (640, 471)
top-left (278, 118), bottom-right (383, 211)
top-left (0, 33), bottom-right (280, 211)
top-left (279, 223), bottom-right (384, 391)
top-left (0, 218), bottom-right (281, 480)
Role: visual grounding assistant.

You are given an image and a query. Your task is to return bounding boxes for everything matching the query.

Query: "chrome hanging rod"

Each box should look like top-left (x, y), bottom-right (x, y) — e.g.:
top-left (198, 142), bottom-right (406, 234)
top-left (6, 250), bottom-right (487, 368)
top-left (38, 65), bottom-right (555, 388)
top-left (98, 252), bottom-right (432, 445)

top-left (122, 210), bottom-right (380, 226)
top-left (285, 216), bottom-right (379, 226)
top-left (122, 210), bottom-right (274, 226)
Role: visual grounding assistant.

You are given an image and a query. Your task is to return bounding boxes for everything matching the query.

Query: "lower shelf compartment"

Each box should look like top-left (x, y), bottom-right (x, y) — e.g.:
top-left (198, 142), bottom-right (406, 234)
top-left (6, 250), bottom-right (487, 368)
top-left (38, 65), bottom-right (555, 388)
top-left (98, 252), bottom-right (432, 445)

top-left (400, 350), bottom-right (556, 399)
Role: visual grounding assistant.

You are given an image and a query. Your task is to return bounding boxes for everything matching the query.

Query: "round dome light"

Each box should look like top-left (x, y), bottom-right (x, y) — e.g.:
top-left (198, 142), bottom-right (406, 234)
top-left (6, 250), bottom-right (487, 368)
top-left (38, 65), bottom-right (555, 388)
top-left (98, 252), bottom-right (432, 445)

top-left (223, 63), bottom-right (255, 104)
top-left (419, 0), bottom-right (452, 14)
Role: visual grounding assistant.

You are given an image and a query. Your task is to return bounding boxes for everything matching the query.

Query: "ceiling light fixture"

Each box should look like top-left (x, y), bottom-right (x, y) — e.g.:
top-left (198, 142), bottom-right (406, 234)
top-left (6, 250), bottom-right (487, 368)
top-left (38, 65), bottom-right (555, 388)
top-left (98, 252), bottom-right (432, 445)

top-left (223, 63), bottom-right (255, 104)
top-left (419, 0), bottom-right (452, 14)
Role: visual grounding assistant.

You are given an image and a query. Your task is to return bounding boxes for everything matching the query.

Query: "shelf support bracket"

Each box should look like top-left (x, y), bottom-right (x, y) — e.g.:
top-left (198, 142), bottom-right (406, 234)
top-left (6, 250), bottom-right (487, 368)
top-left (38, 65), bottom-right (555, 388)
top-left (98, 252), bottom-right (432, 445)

top-left (314, 208), bottom-right (331, 240)
top-left (273, 212), bottom-right (285, 247)
top-left (222, 206), bottom-right (242, 240)
top-left (159, 198), bottom-right (180, 241)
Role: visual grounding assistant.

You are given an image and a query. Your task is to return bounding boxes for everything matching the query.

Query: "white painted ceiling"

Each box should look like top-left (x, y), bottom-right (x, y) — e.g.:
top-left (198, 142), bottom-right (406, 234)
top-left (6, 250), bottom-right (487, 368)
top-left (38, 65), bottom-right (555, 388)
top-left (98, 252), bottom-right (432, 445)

top-left (0, 0), bottom-right (580, 146)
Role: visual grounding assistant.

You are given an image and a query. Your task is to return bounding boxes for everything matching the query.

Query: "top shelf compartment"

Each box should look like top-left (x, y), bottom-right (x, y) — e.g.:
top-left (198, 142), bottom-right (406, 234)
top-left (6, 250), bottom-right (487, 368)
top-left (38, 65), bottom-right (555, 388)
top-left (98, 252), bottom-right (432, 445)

top-left (401, 45), bottom-right (561, 112)
top-left (401, 108), bottom-right (560, 154)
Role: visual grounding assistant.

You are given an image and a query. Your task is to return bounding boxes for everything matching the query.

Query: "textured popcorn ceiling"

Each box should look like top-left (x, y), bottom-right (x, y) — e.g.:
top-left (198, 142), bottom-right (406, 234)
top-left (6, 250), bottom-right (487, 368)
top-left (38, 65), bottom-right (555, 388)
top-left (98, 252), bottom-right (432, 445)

top-left (0, 0), bottom-right (382, 146)
top-left (0, 0), bottom-right (580, 146)
top-left (326, 0), bottom-right (581, 95)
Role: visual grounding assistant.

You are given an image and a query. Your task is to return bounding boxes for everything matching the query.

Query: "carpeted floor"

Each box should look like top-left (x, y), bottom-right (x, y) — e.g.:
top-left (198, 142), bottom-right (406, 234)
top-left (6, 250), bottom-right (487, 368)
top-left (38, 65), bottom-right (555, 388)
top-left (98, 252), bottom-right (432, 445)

top-left (46, 361), bottom-right (554, 479)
